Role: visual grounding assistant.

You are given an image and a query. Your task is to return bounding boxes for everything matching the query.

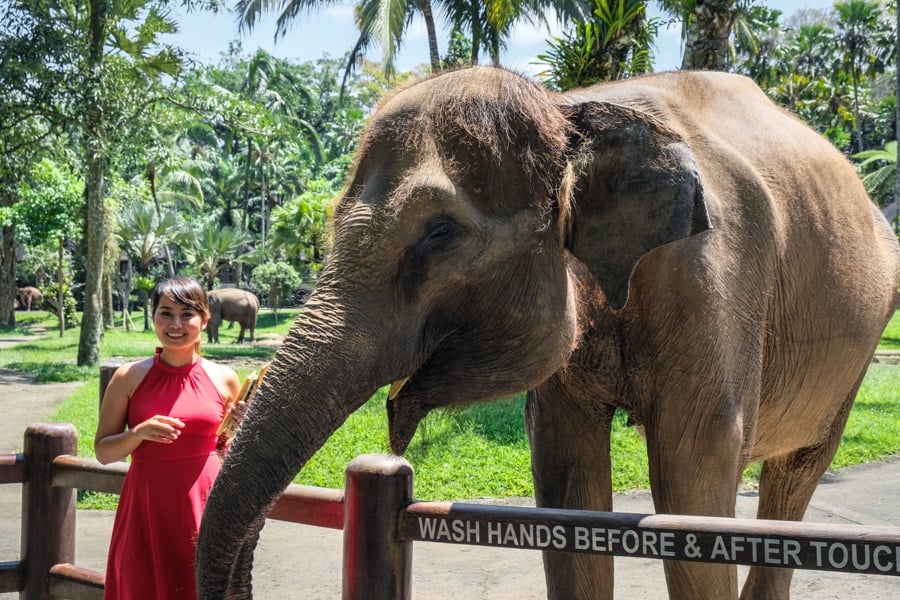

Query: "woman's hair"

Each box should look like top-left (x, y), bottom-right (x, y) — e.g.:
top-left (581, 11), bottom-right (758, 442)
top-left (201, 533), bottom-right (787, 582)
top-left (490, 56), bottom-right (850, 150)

top-left (151, 277), bottom-right (209, 319)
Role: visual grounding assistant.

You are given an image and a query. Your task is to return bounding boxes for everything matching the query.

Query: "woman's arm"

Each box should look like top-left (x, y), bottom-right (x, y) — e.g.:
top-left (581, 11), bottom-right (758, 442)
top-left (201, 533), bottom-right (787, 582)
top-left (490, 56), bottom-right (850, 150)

top-left (94, 361), bottom-right (184, 464)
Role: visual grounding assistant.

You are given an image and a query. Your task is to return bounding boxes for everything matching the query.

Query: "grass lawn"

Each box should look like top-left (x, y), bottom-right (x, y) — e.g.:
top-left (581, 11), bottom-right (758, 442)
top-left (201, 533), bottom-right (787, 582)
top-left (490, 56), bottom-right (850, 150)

top-left (2, 308), bottom-right (899, 505)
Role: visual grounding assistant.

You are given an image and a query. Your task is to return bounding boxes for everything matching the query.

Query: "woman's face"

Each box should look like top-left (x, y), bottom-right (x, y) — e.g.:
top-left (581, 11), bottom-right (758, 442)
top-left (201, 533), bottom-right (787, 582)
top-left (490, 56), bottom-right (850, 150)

top-left (153, 294), bottom-right (208, 351)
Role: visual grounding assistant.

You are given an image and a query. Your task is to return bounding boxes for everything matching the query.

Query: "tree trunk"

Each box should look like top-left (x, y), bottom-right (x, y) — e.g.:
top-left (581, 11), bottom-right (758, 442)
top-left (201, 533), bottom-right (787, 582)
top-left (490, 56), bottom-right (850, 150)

top-left (680, 0), bottom-right (736, 71)
top-left (894, 3), bottom-right (899, 235)
top-left (147, 164), bottom-right (175, 277)
top-left (420, 0), bottom-right (441, 72)
top-left (77, 0), bottom-right (108, 367)
top-left (0, 199), bottom-right (16, 327)
top-left (57, 239), bottom-right (65, 337)
top-left (470, 0), bottom-right (481, 65)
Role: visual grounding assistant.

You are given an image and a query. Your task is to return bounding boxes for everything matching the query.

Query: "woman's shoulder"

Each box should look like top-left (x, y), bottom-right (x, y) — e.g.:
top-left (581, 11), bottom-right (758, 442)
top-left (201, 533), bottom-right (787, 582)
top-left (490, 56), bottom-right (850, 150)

top-left (114, 357), bottom-right (154, 383)
top-left (201, 358), bottom-right (241, 399)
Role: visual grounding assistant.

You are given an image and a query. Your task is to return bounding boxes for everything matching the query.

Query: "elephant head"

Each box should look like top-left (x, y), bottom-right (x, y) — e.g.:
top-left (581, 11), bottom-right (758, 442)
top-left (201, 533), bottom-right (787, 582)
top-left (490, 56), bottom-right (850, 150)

top-left (196, 66), bottom-right (712, 597)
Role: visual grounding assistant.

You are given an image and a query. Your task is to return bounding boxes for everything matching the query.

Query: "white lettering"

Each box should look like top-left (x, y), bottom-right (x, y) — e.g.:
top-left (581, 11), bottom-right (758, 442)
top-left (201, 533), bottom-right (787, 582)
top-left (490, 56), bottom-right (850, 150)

top-left (811, 541), bottom-right (828, 567)
top-left (829, 543), bottom-right (849, 569)
top-left (660, 532), bottom-right (676, 557)
top-left (487, 522), bottom-right (502, 544)
top-left (851, 544), bottom-right (871, 570)
top-left (744, 537), bottom-right (761, 562)
top-left (436, 519), bottom-right (452, 541)
top-left (467, 519), bottom-right (480, 544)
top-left (552, 526), bottom-right (567, 550)
top-left (642, 531), bottom-right (659, 556)
top-left (730, 536), bottom-right (745, 559)
top-left (763, 538), bottom-right (780, 565)
top-left (502, 524), bottom-right (519, 546)
top-left (622, 530), bottom-right (640, 554)
top-left (574, 527), bottom-right (589, 550)
top-left (872, 546), bottom-right (894, 573)
top-left (783, 540), bottom-right (802, 567)
top-left (711, 536), bottom-right (730, 560)
top-left (418, 517), bottom-right (438, 539)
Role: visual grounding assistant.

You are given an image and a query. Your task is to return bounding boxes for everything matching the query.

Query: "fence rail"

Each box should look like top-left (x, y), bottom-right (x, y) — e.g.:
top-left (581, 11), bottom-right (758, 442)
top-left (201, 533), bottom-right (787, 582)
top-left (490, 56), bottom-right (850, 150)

top-left (2, 424), bottom-right (899, 598)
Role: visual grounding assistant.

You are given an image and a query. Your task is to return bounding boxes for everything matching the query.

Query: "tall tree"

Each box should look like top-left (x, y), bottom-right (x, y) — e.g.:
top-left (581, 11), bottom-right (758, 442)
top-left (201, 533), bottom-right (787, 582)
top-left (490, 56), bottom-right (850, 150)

top-left (834, 0), bottom-right (894, 153)
top-left (538, 0), bottom-right (657, 89)
top-left (659, 0), bottom-right (742, 70)
top-left (75, 0), bottom-right (191, 365)
top-left (0, 1), bottom-right (76, 326)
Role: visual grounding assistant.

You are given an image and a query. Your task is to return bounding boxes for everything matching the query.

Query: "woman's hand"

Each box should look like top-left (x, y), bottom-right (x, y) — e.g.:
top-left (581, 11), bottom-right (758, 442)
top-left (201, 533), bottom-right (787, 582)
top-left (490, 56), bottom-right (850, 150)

top-left (132, 415), bottom-right (185, 444)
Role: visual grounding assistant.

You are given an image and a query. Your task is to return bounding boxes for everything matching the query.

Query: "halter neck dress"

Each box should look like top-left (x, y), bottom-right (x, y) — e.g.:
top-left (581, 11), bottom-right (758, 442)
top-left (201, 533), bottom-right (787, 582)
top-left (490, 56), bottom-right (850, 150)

top-left (104, 349), bottom-right (225, 600)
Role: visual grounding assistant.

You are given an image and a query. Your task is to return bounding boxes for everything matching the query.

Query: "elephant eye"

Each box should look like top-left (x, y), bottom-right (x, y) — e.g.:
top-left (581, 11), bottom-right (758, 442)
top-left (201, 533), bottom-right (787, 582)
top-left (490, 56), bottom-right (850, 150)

top-left (420, 218), bottom-right (457, 251)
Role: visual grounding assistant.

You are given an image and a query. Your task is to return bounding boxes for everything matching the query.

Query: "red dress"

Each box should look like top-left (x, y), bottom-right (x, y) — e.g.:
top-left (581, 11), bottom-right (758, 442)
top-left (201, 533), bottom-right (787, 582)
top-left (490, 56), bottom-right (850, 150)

top-left (104, 350), bottom-right (225, 600)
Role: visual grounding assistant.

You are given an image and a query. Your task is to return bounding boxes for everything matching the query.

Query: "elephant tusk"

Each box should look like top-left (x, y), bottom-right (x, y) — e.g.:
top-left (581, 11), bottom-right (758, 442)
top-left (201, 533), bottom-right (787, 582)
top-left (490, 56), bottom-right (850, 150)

top-left (388, 377), bottom-right (409, 401)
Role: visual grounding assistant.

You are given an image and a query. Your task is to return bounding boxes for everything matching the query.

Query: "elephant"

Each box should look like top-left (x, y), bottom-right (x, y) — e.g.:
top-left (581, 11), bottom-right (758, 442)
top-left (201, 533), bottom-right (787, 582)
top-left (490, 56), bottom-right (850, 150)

top-left (196, 67), bottom-right (900, 600)
top-left (206, 288), bottom-right (259, 344)
top-left (16, 287), bottom-right (42, 311)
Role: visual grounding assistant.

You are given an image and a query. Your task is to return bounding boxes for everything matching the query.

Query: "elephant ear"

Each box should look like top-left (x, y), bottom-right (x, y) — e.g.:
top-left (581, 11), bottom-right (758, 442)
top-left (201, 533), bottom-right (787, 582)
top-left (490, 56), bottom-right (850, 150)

top-left (563, 101), bottom-right (712, 310)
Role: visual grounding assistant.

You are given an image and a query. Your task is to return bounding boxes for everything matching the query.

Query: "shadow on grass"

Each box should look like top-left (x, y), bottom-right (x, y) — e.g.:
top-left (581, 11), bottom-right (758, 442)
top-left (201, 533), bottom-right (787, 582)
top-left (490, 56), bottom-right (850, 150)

top-left (202, 345), bottom-right (276, 361)
top-left (7, 361), bottom-right (96, 383)
top-left (880, 335), bottom-right (900, 350)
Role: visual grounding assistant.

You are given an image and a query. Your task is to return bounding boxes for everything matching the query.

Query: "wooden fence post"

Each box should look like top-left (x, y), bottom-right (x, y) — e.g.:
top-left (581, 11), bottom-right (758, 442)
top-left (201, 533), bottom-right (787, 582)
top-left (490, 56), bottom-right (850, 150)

top-left (98, 363), bottom-right (120, 410)
top-left (21, 423), bottom-right (77, 599)
top-left (342, 454), bottom-right (413, 600)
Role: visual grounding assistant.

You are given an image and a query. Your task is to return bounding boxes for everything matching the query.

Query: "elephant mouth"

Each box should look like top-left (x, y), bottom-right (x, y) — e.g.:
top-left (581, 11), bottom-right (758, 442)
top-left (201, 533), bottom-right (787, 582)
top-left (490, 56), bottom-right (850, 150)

top-left (386, 376), bottom-right (428, 455)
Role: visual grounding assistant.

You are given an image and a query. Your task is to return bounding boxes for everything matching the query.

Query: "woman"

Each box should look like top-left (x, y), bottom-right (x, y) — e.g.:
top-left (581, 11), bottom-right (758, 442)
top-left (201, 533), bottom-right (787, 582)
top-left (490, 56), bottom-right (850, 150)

top-left (95, 277), bottom-right (241, 599)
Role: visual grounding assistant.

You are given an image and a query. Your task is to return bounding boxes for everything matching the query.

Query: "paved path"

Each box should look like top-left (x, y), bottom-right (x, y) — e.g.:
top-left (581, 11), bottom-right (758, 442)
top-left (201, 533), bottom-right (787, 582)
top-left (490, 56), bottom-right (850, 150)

top-left (1, 337), bottom-right (898, 598)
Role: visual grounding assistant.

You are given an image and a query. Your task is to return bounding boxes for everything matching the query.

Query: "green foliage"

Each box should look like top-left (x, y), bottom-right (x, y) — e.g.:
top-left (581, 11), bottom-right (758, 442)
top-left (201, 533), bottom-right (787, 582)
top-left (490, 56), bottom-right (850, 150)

top-left (880, 310), bottom-right (900, 350)
top-left (179, 212), bottom-right (253, 289)
top-left (5, 311), bottom-right (900, 504)
top-left (442, 28), bottom-right (473, 69)
top-left (537, 0), bottom-right (657, 90)
top-left (852, 141), bottom-right (897, 204)
top-left (269, 179), bottom-right (334, 277)
top-left (251, 261), bottom-right (303, 320)
top-left (42, 282), bottom-right (80, 329)
top-left (14, 158), bottom-right (83, 246)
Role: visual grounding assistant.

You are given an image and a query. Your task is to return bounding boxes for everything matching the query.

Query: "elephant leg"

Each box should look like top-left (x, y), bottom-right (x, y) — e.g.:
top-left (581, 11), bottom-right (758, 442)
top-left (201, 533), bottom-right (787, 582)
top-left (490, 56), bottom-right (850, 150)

top-left (526, 380), bottom-right (616, 600)
top-left (237, 324), bottom-right (246, 343)
top-left (646, 399), bottom-right (745, 600)
top-left (740, 383), bottom-right (859, 600)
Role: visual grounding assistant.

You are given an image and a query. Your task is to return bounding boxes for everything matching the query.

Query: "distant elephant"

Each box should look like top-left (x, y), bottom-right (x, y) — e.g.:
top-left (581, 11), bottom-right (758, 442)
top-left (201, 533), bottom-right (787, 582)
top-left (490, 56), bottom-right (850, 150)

top-left (206, 288), bottom-right (259, 344)
top-left (197, 68), bottom-right (900, 599)
top-left (17, 287), bottom-right (42, 311)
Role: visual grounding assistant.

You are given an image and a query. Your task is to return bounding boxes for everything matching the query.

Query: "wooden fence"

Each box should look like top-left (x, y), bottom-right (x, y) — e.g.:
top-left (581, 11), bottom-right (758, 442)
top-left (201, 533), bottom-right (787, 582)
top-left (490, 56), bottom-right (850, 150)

top-left (2, 424), bottom-right (899, 599)
top-left (0, 364), bottom-right (897, 598)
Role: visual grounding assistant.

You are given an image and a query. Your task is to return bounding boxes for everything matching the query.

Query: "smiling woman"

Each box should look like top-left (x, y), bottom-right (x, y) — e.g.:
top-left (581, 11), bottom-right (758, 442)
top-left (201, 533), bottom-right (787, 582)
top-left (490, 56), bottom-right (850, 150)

top-left (94, 276), bottom-right (241, 600)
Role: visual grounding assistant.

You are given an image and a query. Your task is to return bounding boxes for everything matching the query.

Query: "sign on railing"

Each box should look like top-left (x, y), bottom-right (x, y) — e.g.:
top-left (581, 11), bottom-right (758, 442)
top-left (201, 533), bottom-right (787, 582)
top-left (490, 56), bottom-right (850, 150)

top-left (402, 502), bottom-right (900, 576)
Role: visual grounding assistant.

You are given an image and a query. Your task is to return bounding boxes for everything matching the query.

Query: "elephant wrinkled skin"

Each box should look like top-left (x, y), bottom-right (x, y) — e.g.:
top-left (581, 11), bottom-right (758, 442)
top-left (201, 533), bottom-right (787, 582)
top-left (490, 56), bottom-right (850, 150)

top-left (197, 68), bottom-right (900, 600)
top-left (207, 288), bottom-right (259, 344)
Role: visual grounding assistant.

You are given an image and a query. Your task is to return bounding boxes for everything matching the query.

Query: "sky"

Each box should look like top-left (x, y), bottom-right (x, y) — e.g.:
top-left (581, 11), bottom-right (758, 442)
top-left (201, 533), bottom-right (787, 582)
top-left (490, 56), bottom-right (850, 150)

top-left (165, 1), bottom-right (840, 77)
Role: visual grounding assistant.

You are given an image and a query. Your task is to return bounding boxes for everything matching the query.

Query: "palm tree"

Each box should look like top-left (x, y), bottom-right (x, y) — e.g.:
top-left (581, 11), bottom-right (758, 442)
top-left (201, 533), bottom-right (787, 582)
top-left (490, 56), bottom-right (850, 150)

top-left (115, 201), bottom-right (179, 330)
top-left (658, 0), bottom-right (745, 71)
top-left (144, 133), bottom-right (212, 277)
top-left (537, 0), bottom-right (657, 90)
top-left (853, 141), bottom-right (897, 205)
top-left (179, 213), bottom-right (253, 290)
top-left (74, 0), bottom-right (184, 365)
top-left (834, 0), bottom-right (894, 153)
top-left (236, 0), bottom-right (444, 78)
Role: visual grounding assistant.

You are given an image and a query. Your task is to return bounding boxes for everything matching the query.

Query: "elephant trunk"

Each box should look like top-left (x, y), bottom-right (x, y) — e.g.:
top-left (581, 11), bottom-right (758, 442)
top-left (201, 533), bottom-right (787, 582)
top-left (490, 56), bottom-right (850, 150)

top-left (196, 292), bottom-right (381, 599)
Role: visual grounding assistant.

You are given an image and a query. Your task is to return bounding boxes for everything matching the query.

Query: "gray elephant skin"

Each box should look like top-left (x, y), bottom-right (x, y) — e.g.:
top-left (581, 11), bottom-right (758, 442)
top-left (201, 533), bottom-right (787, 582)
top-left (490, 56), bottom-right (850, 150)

top-left (16, 286), bottom-right (42, 311)
top-left (206, 288), bottom-right (259, 344)
top-left (197, 68), bottom-right (900, 599)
